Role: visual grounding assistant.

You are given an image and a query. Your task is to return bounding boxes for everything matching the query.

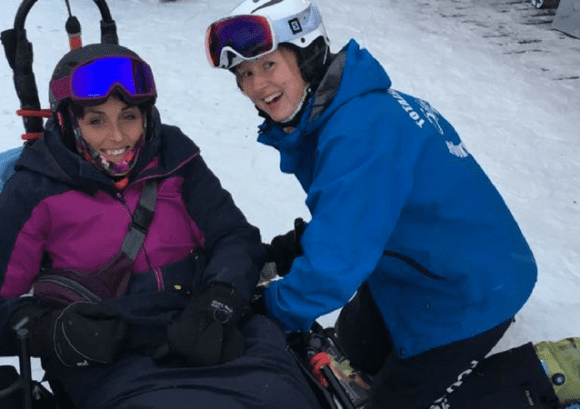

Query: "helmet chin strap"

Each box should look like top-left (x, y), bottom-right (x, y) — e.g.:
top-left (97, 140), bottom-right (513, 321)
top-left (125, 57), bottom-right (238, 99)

top-left (68, 106), bottom-right (146, 180)
top-left (279, 84), bottom-right (311, 124)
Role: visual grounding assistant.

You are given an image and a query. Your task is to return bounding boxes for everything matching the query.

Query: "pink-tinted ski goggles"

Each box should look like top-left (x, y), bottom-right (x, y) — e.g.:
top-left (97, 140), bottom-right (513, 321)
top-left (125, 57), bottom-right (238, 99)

top-left (205, 14), bottom-right (277, 70)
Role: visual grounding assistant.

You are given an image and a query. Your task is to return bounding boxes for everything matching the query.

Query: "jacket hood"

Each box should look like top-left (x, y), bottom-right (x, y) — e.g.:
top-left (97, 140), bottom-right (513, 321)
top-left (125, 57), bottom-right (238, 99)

top-left (306, 39), bottom-right (392, 129)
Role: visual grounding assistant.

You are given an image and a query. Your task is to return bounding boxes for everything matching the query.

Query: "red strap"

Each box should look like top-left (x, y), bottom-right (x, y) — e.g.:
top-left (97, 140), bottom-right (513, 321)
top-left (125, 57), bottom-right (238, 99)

top-left (114, 177), bottom-right (129, 190)
top-left (310, 352), bottom-right (331, 388)
top-left (21, 132), bottom-right (43, 141)
top-left (16, 109), bottom-right (52, 118)
top-left (16, 109), bottom-right (52, 141)
top-left (69, 35), bottom-right (82, 51)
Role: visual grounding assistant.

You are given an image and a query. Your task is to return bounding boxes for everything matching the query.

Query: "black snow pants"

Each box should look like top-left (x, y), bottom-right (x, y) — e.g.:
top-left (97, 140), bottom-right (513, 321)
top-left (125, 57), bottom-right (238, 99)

top-left (335, 283), bottom-right (560, 409)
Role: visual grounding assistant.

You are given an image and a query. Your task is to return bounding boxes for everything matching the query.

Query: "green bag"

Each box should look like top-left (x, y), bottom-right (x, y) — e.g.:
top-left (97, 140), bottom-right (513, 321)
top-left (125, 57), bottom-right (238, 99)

top-left (535, 337), bottom-right (580, 404)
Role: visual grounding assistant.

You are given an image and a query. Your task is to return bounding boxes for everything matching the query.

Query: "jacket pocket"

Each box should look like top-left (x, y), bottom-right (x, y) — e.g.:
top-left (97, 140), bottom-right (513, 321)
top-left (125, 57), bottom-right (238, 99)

top-left (33, 264), bottom-right (131, 306)
top-left (33, 273), bottom-right (102, 305)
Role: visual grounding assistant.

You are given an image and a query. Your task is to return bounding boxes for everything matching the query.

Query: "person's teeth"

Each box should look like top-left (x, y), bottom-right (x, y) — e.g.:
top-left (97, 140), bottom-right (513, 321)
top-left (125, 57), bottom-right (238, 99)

top-left (264, 92), bottom-right (281, 103)
top-left (106, 148), bottom-right (126, 156)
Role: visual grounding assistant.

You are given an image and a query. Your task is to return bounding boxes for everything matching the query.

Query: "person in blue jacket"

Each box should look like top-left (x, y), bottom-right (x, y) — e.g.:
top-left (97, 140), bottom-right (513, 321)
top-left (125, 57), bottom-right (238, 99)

top-left (206, 0), bottom-right (539, 407)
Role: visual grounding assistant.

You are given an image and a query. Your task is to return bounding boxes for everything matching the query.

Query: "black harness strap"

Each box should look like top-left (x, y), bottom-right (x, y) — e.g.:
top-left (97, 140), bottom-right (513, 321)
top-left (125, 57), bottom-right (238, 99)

top-left (121, 179), bottom-right (158, 261)
top-left (32, 179), bottom-right (159, 305)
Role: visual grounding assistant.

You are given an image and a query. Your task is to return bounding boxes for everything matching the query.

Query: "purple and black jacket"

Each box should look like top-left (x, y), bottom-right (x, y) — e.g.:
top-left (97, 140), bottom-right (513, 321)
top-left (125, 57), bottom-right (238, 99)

top-left (0, 109), bottom-right (265, 340)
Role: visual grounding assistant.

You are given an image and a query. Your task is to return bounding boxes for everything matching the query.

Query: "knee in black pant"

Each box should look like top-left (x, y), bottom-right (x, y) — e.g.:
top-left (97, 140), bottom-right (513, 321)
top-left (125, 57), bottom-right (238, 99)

top-left (335, 284), bottom-right (392, 375)
top-left (444, 343), bottom-right (560, 409)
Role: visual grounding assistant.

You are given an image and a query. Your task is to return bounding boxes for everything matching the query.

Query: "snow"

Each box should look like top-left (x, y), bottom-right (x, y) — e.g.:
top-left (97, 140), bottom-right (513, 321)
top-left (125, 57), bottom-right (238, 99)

top-left (0, 0), bottom-right (579, 383)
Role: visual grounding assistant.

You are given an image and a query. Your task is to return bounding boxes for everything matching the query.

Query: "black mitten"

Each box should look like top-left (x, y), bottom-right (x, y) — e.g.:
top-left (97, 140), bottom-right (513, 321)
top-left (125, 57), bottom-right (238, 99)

top-left (164, 283), bottom-right (249, 367)
top-left (10, 302), bottom-right (128, 367)
top-left (266, 217), bottom-right (306, 276)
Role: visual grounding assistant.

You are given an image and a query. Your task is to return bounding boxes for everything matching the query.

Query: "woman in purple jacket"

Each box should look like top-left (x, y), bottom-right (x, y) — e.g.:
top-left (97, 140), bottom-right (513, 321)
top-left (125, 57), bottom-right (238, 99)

top-left (0, 42), bottom-right (321, 409)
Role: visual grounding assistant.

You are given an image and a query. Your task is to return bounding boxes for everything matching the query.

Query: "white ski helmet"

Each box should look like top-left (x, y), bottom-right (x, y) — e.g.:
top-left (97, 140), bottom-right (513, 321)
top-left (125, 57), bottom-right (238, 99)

top-left (206, 0), bottom-right (330, 84)
top-left (229, 0), bottom-right (329, 54)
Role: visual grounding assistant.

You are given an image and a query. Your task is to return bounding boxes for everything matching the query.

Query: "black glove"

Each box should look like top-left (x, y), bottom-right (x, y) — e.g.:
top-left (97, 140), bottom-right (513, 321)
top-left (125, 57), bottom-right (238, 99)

top-left (9, 302), bottom-right (128, 367)
top-left (250, 284), bottom-right (268, 316)
top-left (162, 283), bottom-right (249, 367)
top-left (266, 217), bottom-right (306, 276)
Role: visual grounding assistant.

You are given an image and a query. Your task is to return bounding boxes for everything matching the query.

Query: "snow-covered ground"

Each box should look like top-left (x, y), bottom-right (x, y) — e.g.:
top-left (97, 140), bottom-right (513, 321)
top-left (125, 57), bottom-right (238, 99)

top-left (1, 0), bottom-right (579, 381)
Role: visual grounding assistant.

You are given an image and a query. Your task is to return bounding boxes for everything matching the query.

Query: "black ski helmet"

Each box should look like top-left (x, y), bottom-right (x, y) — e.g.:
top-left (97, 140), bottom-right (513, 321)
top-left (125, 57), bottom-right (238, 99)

top-left (49, 43), bottom-right (157, 113)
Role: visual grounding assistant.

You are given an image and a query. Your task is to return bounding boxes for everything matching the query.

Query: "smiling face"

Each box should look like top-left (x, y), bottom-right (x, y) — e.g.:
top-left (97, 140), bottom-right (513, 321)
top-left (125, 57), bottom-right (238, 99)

top-left (236, 47), bottom-right (307, 123)
top-left (77, 96), bottom-right (145, 165)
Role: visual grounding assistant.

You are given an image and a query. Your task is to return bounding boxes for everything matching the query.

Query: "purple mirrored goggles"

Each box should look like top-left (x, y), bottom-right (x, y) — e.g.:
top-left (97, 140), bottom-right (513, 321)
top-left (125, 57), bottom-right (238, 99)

top-left (50, 55), bottom-right (157, 108)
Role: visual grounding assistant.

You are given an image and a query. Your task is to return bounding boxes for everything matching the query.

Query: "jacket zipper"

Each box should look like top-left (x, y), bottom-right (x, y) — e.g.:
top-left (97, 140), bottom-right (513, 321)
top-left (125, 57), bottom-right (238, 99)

top-left (153, 266), bottom-right (164, 291)
top-left (383, 250), bottom-right (445, 280)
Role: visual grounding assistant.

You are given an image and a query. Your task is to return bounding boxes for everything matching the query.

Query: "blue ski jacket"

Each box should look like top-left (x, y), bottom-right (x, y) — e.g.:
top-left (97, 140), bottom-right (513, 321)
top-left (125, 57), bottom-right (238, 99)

top-left (261, 40), bottom-right (537, 358)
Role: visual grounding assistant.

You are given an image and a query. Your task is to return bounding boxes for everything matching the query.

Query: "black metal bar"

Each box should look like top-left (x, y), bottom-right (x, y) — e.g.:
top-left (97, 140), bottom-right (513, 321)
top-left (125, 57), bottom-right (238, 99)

top-left (13, 0), bottom-right (39, 33)
top-left (93, 0), bottom-right (119, 44)
top-left (5, 0), bottom-right (43, 138)
top-left (93, 0), bottom-right (114, 23)
top-left (16, 326), bottom-right (33, 409)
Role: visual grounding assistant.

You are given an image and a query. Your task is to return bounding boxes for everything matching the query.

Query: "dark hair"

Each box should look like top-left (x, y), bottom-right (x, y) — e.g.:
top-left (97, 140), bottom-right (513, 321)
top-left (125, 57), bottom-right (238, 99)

top-left (68, 90), bottom-right (149, 119)
top-left (287, 37), bottom-right (331, 88)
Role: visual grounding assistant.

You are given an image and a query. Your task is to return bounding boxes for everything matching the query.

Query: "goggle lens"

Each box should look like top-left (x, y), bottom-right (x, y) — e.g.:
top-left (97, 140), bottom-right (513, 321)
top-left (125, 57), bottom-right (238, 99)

top-left (72, 57), bottom-right (155, 100)
top-left (50, 56), bottom-right (156, 106)
top-left (206, 15), bottom-right (275, 68)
